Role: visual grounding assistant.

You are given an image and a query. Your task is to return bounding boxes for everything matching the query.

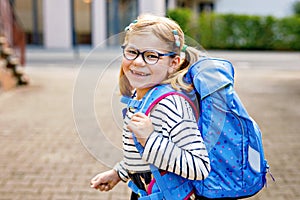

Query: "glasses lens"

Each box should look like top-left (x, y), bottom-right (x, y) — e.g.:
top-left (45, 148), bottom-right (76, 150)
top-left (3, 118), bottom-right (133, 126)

top-left (144, 51), bottom-right (159, 64)
top-left (123, 47), bottom-right (138, 60)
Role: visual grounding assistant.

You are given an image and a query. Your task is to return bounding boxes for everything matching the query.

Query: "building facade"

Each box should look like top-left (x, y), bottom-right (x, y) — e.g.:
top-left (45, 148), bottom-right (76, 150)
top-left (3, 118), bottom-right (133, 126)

top-left (12, 0), bottom-right (299, 49)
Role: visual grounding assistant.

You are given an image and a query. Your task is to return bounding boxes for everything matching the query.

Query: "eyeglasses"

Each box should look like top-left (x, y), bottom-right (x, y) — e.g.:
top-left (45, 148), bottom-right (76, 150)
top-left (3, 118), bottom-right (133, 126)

top-left (121, 45), bottom-right (176, 65)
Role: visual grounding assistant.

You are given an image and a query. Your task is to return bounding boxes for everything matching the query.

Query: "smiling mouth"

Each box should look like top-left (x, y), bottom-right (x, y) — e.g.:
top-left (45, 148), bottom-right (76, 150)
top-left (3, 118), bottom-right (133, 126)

top-left (130, 69), bottom-right (150, 76)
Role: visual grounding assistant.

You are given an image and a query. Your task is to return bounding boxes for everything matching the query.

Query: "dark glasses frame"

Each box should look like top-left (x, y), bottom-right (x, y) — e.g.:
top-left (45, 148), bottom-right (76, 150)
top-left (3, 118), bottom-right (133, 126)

top-left (121, 45), bottom-right (176, 65)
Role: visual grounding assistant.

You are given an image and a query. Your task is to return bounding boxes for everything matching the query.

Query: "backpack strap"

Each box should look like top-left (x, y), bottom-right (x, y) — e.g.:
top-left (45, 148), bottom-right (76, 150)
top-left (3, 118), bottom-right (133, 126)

top-left (123, 84), bottom-right (198, 116)
top-left (130, 124), bottom-right (174, 199)
top-left (145, 91), bottom-right (199, 118)
top-left (125, 84), bottom-right (196, 200)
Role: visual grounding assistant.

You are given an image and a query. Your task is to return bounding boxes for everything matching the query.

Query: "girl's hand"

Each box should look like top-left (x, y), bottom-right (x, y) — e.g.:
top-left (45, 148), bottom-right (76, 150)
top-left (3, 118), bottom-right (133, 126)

top-left (90, 169), bottom-right (120, 192)
top-left (127, 112), bottom-right (154, 146)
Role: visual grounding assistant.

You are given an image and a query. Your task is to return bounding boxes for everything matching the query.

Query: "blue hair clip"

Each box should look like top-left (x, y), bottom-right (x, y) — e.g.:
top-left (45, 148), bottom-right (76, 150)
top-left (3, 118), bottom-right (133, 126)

top-left (181, 44), bottom-right (188, 52)
top-left (125, 19), bottom-right (138, 31)
top-left (172, 30), bottom-right (180, 47)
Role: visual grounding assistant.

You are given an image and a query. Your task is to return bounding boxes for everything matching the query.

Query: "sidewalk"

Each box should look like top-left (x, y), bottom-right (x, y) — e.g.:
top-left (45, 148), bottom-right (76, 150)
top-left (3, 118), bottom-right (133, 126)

top-left (0, 48), bottom-right (299, 200)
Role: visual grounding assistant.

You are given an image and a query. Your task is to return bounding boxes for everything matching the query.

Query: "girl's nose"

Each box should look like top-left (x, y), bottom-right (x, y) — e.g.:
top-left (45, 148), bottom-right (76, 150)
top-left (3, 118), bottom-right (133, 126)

top-left (132, 54), bottom-right (146, 66)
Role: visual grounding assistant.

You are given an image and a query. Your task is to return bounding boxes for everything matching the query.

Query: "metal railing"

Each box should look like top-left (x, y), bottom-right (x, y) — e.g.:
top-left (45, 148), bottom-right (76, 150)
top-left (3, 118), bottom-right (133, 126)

top-left (0, 0), bottom-right (26, 66)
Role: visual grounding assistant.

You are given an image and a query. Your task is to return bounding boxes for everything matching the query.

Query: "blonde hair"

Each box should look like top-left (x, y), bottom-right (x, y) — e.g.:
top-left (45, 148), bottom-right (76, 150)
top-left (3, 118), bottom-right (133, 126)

top-left (119, 14), bottom-right (204, 97)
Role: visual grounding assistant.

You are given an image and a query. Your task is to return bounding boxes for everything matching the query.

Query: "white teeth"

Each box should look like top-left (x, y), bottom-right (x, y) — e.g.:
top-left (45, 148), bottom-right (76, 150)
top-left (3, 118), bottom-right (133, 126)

top-left (131, 69), bottom-right (149, 76)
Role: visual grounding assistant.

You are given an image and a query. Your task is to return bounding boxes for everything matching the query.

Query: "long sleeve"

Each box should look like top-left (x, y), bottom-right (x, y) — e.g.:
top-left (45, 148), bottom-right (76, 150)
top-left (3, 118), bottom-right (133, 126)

top-left (113, 160), bottom-right (130, 182)
top-left (142, 95), bottom-right (210, 180)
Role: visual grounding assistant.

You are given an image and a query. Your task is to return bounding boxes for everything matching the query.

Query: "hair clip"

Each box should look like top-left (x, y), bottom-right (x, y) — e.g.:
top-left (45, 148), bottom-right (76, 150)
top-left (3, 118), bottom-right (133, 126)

top-left (181, 45), bottom-right (188, 52)
top-left (125, 19), bottom-right (138, 31)
top-left (172, 30), bottom-right (180, 48)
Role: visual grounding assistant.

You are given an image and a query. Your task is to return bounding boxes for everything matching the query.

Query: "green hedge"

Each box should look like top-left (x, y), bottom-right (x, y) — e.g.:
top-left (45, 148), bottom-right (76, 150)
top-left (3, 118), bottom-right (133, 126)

top-left (293, 1), bottom-right (300, 16)
top-left (168, 9), bottom-right (300, 50)
top-left (167, 8), bottom-right (193, 37)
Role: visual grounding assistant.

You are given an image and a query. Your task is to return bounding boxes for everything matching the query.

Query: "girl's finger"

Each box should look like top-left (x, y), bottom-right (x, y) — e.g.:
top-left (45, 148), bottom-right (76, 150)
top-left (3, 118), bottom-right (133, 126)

top-left (133, 112), bottom-right (147, 118)
top-left (97, 183), bottom-right (110, 191)
top-left (130, 116), bottom-right (140, 122)
top-left (131, 115), bottom-right (143, 122)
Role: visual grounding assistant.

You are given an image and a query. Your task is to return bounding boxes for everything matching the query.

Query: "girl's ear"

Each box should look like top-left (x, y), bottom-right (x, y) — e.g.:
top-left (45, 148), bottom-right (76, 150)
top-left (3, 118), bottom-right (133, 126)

top-left (168, 55), bottom-right (181, 74)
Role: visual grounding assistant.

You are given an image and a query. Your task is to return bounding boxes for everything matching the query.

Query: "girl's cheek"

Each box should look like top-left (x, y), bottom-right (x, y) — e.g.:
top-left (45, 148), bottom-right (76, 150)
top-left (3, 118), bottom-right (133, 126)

top-left (121, 58), bottom-right (131, 70)
top-left (121, 61), bottom-right (129, 75)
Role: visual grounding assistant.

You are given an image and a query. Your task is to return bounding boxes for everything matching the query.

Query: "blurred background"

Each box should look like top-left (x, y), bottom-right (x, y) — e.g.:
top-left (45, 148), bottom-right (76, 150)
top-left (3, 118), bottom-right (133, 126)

top-left (1, 0), bottom-right (300, 50)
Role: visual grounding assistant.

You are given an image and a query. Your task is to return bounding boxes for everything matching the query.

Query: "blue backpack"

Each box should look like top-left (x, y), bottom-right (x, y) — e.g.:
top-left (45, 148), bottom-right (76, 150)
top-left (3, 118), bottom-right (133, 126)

top-left (124, 57), bottom-right (272, 199)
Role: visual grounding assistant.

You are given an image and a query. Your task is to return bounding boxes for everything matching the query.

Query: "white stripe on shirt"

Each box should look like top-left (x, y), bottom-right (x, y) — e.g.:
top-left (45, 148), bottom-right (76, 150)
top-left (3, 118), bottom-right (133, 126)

top-left (114, 94), bottom-right (210, 181)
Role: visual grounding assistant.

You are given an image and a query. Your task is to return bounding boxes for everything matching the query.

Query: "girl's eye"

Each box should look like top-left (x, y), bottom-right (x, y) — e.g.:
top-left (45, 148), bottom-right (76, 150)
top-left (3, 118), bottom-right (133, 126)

top-left (145, 52), bottom-right (159, 59)
top-left (127, 50), bottom-right (138, 55)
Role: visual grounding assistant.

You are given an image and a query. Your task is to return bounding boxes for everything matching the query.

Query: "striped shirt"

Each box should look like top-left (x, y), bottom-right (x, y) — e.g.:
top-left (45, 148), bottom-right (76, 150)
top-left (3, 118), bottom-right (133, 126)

top-left (114, 94), bottom-right (210, 182)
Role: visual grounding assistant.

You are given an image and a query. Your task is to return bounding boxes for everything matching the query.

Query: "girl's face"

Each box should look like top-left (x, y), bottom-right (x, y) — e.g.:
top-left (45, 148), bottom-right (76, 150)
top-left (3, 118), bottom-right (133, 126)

top-left (121, 34), bottom-right (179, 98)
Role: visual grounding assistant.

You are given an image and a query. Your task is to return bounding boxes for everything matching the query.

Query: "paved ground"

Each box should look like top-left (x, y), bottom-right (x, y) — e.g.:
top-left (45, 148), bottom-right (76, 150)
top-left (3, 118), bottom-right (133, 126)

top-left (0, 48), bottom-right (299, 200)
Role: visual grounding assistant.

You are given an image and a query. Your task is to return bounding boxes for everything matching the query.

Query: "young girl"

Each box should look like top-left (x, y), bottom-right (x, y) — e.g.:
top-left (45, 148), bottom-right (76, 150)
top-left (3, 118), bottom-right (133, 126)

top-left (90, 14), bottom-right (211, 199)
